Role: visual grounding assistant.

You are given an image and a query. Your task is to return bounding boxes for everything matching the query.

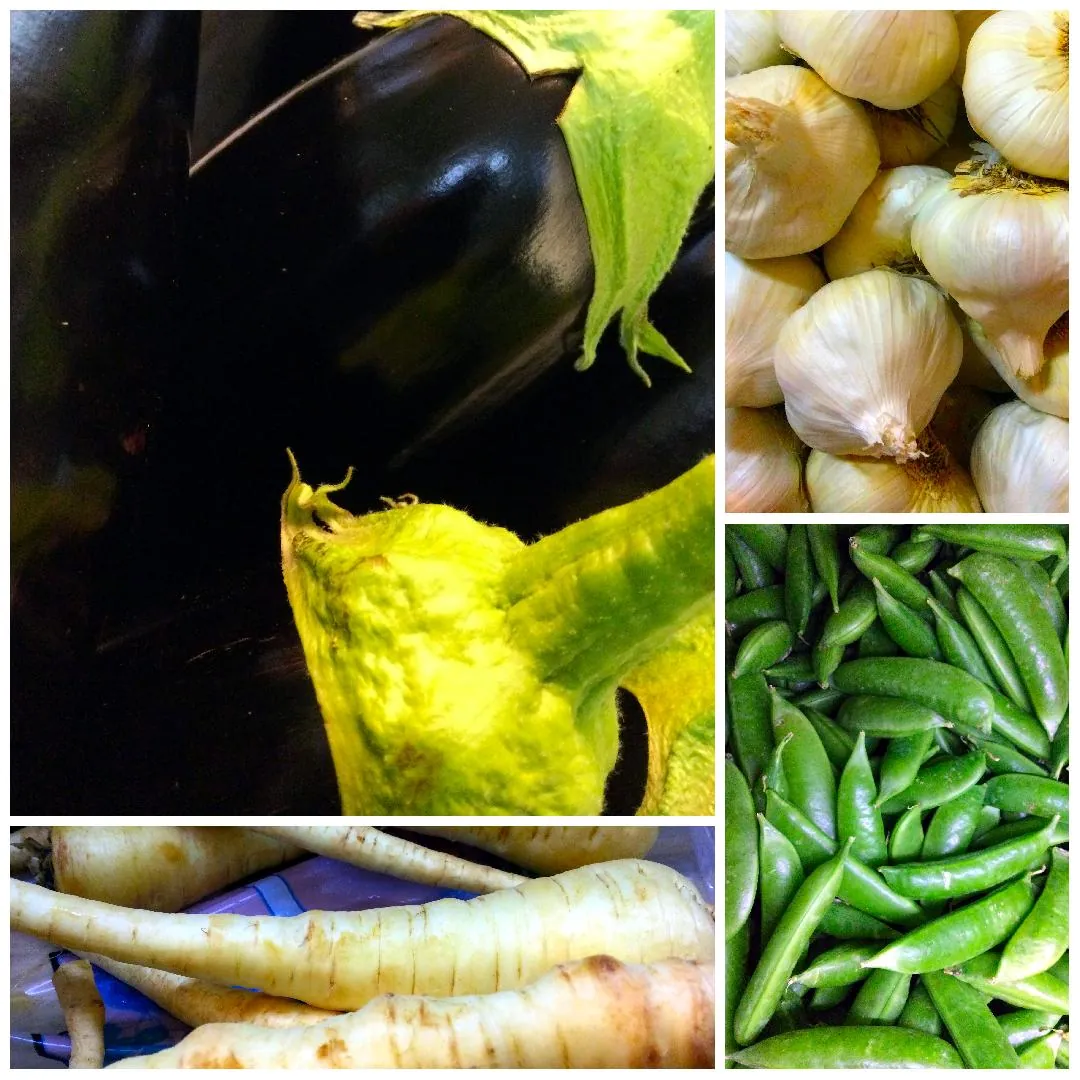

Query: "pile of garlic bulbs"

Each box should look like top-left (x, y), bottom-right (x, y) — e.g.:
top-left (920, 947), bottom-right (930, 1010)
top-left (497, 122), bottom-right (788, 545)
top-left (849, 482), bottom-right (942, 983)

top-left (725, 9), bottom-right (1069, 513)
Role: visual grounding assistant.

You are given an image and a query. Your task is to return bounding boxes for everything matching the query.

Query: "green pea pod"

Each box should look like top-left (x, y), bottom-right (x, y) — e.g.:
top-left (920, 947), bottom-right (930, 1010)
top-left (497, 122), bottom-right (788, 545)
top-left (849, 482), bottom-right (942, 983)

top-left (837, 731), bottom-right (887, 866)
top-left (758, 813), bottom-right (806, 946)
top-left (845, 968), bottom-right (911, 1025)
top-left (872, 578), bottom-right (941, 659)
top-left (836, 696), bottom-right (949, 738)
top-left (922, 969), bottom-right (1021, 1068)
top-left (880, 815), bottom-right (1060, 901)
top-left (729, 523), bottom-right (788, 572)
top-left (1018, 1030), bottom-right (1063, 1069)
top-left (877, 751), bottom-right (987, 816)
top-left (971, 802), bottom-right (1002, 842)
top-left (804, 706), bottom-right (856, 772)
top-left (725, 917), bottom-right (750, 1065)
top-left (818, 901), bottom-right (900, 942)
top-left (1051, 550), bottom-right (1067, 589)
top-left (948, 951), bottom-right (1069, 1012)
top-left (949, 552), bottom-right (1068, 738)
top-left (1045, 952), bottom-right (1068, 985)
top-left (725, 547), bottom-right (738, 601)
top-left (794, 941), bottom-right (881, 990)
top-left (727, 672), bottom-right (775, 796)
top-left (912, 524), bottom-right (1066, 561)
top-left (970, 817), bottom-right (1068, 852)
top-left (733, 838), bottom-right (852, 1046)
top-left (725, 758), bottom-right (758, 939)
top-left (726, 584), bottom-right (785, 638)
top-left (996, 847), bottom-right (1069, 983)
top-left (983, 775), bottom-right (1069, 827)
top-left (808, 524), bottom-right (841, 614)
top-left (849, 539), bottom-right (934, 618)
top-left (896, 980), bottom-right (942, 1037)
top-left (890, 537), bottom-right (941, 574)
top-left (955, 586), bottom-right (1033, 712)
top-left (888, 804), bottom-right (925, 863)
top-left (771, 691), bottom-right (837, 840)
top-left (763, 655), bottom-right (816, 686)
top-left (995, 1008), bottom-right (1063, 1049)
top-left (877, 730), bottom-right (936, 806)
top-left (851, 525), bottom-right (905, 556)
top-left (857, 619), bottom-right (900, 657)
top-left (986, 687), bottom-right (1052, 761)
top-left (818, 579), bottom-right (877, 650)
top-left (928, 569), bottom-right (960, 618)
top-left (864, 874), bottom-right (1037, 974)
top-left (730, 1027), bottom-right (964, 1069)
top-left (732, 620), bottom-right (794, 679)
top-left (832, 658), bottom-right (994, 733)
top-left (1012, 558), bottom-right (1067, 644)
top-left (927, 596), bottom-right (997, 687)
top-left (793, 686), bottom-right (846, 716)
top-left (727, 529), bottom-right (775, 591)
top-left (808, 983), bottom-right (854, 1011)
top-left (785, 524), bottom-right (815, 640)
top-left (971, 735), bottom-right (1050, 777)
top-left (763, 731), bottom-right (794, 802)
top-left (1049, 711), bottom-right (1068, 780)
top-left (920, 783), bottom-right (986, 859)
top-left (812, 640), bottom-right (845, 688)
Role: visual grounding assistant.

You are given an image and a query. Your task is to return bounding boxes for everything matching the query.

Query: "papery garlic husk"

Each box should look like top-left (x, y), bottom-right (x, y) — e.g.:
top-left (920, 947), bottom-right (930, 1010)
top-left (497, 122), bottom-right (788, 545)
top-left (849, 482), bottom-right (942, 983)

top-left (726, 406), bottom-right (808, 512)
top-left (911, 152), bottom-right (1069, 380)
top-left (823, 165), bottom-right (949, 280)
top-left (776, 11), bottom-right (959, 109)
top-left (805, 429), bottom-right (981, 512)
top-left (970, 400), bottom-right (1069, 512)
top-left (952, 11), bottom-right (996, 86)
top-left (866, 79), bottom-right (960, 167)
top-left (726, 251), bottom-right (826, 407)
top-left (964, 11), bottom-right (1068, 181)
top-left (775, 269), bottom-right (962, 462)
top-left (968, 314), bottom-right (1069, 420)
top-left (725, 10), bottom-right (786, 77)
top-left (726, 66), bottom-right (879, 259)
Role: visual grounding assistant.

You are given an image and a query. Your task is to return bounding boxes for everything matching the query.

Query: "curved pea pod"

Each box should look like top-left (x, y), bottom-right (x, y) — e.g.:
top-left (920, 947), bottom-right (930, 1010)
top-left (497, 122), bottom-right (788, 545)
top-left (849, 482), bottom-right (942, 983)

top-left (1018, 1030), bottom-right (1063, 1068)
top-left (947, 951), bottom-right (1070, 1013)
top-left (732, 620), bottom-right (793, 679)
top-left (727, 529), bottom-right (774, 591)
top-left (955, 585), bottom-right (1033, 712)
top-left (948, 552), bottom-right (1068, 738)
top-left (818, 579), bottom-right (877, 651)
top-left (877, 751), bottom-right (987, 816)
top-left (857, 619), bottom-right (900, 658)
top-left (983, 775), bottom-right (1069, 829)
top-left (913, 524), bottom-right (1067, 561)
top-left (727, 672), bottom-right (773, 795)
top-left (849, 539), bottom-right (934, 617)
top-left (793, 941), bottom-right (880, 990)
top-left (985, 687), bottom-right (1052, 761)
top-left (770, 691), bottom-right (837, 840)
top-left (1011, 558), bottom-right (1067, 644)
top-left (996, 847), bottom-right (1069, 983)
top-left (729, 524), bottom-right (788, 573)
top-left (807, 524), bottom-right (840, 613)
top-left (758, 813), bottom-right (805, 945)
top-left (877, 730), bottom-right (936, 807)
top-left (845, 969), bottom-right (911, 1026)
top-left (889, 537), bottom-right (940, 574)
top-left (872, 578), bottom-right (941, 659)
top-left (817, 901), bottom-right (900, 942)
top-left (837, 732), bottom-right (886, 866)
top-left (804, 706), bottom-right (856, 772)
top-left (726, 584), bottom-right (784, 639)
top-left (793, 686), bottom-right (846, 716)
top-left (921, 969), bottom-right (1021, 1069)
top-left (896, 980), bottom-right (942, 1037)
top-left (808, 983), bottom-right (852, 1011)
top-left (927, 597), bottom-right (997, 686)
top-left (725, 758), bottom-right (757, 939)
top-left (836, 696), bottom-right (949, 738)
top-left (888, 804), bottom-right (925, 863)
top-left (966, 734), bottom-right (1050, 778)
top-left (920, 783), bottom-right (985, 859)
top-left (725, 918), bottom-right (750, 1064)
top-left (729, 1027), bottom-right (964, 1069)
top-left (1050, 711), bottom-right (1068, 780)
top-left (995, 1008), bottom-right (1063, 1049)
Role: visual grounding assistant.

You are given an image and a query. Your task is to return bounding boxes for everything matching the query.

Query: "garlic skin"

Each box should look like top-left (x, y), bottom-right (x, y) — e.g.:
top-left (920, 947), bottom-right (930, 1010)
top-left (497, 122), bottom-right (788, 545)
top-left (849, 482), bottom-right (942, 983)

top-left (823, 165), bottom-right (949, 280)
top-left (952, 11), bottom-right (996, 86)
top-left (866, 79), bottom-right (960, 167)
top-left (726, 66), bottom-right (879, 259)
top-left (725, 11), bottom-right (786, 77)
top-left (806, 435), bottom-right (981, 513)
top-left (970, 401), bottom-right (1069, 512)
top-left (911, 159), bottom-right (1068, 380)
top-left (776, 11), bottom-right (959, 109)
top-left (726, 252), bottom-right (825, 407)
top-left (964, 11), bottom-right (1068, 181)
top-left (725, 407), bottom-right (807, 513)
top-left (968, 314), bottom-right (1069, 420)
top-left (775, 269), bottom-right (962, 462)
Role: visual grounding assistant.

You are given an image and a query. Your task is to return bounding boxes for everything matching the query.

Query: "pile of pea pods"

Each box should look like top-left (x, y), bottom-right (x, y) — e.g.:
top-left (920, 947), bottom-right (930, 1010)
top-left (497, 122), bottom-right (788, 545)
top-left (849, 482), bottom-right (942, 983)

top-left (725, 523), bottom-right (1069, 1069)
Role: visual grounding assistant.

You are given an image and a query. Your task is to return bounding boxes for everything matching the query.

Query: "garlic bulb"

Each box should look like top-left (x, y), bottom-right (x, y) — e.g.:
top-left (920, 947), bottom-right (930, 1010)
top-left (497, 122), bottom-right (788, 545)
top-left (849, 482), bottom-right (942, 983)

top-left (726, 407), bottom-right (807, 513)
top-left (805, 431), bottom-right (981, 512)
top-left (726, 252), bottom-right (825, 407)
top-left (823, 166), bottom-right (949, 280)
top-left (776, 11), bottom-right (959, 109)
top-left (865, 79), bottom-right (960, 167)
top-left (970, 401), bottom-right (1069, 512)
top-left (725, 11), bottom-right (786, 77)
top-left (911, 148), bottom-right (1068, 380)
top-left (952, 11), bottom-right (996, 86)
top-left (775, 269), bottom-right (962, 462)
top-left (964, 11), bottom-right (1068, 181)
top-left (968, 314), bottom-right (1069, 420)
top-left (726, 66), bottom-right (879, 259)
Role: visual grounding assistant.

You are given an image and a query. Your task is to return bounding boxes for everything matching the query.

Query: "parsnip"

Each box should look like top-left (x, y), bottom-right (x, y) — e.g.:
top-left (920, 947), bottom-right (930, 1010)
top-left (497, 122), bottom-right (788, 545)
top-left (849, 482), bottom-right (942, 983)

top-left (12, 860), bottom-right (714, 1011)
top-left (52, 960), bottom-right (105, 1069)
top-left (107, 956), bottom-right (715, 1069)
top-left (249, 826), bottom-right (526, 892)
top-left (404, 826), bottom-right (660, 874)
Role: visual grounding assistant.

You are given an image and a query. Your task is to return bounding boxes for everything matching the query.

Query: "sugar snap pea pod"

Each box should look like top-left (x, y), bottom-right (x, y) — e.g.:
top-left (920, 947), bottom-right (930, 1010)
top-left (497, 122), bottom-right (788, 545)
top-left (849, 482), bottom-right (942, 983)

top-left (986, 687), bottom-right (1052, 761)
top-left (845, 969), bottom-right (911, 1025)
top-left (1012, 559), bottom-right (1067, 643)
top-left (808, 524), bottom-right (840, 614)
top-left (971, 802), bottom-right (1001, 842)
top-left (920, 783), bottom-right (985, 860)
top-left (928, 596), bottom-right (997, 687)
top-left (948, 552), bottom-right (1068, 737)
top-left (970, 817), bottom-right (1068, 851)
top-left (878, 751), bottom-right (987, 816)
top-left (727, 529), bottom-right (775, 591)
top-left (732, 620), bottom-right (794, 679)
top-left (729, 524), bottom-right (788, 573)
top-left (730, 1026), bottom-right (964, 1068)
top-left (818, 579), bottom-right (877, 650)
top-left (1018, 1030), bottom-right (1063, 1068)
top-left (812, 640), bottom-right (844, 687)
top-left (913, 524), bottom-right (1067, 561)
top-left (793, 942), bottom-right (881, 990)
top-left (928, 569), bottom-right (960, 618)
top-left (733, 839), bottom-right (852, 1046)
top-left (728, 672), bottom-right (774, 796)
top-left (879, 815), bottom-right (1060, 901)
top-left (771, 691), bottom-right (837, 839)
top-left (793, 685), bottom-right (846, 716)
top-left (762, 731), bottom-right (793, 802)
top-left (976, 735), bottom-right (1050, 777)
top-left (758, 813), bottom-right (805, 945)
top-left (872, 578), bottom-right (942, 659)
top-left (851, 524), bottom-right (905, 556)
top-left (726, 585), bottom-right (785, 641)
top-left (948, 951), bottom-right (1070, 1012)
top-left (983, 775), bottom-right (1069, 828)
top-left (922, 969), bottom-right (1021, 1068)
top-left (864, 874), bottom-right (1037, 975)
top-left (818, 901), bottom-right (900, 942)
top-left (889, 804), bottom-right (925, 863)
top-left (804, 706), bottom-right (856, 772)
top-left (784, 524), bottom-right (814, 640)
top-left (996, 1008), bottom-right (1063, 1049)
top-left (726, 758), bottom-right (758, 938)
top-left (997, 848), bottom-right (1069, 983)
top-left (836, 696), bottom-right (949, 738)
top-left (955, 586), bottom-right (1033, 712)
top-left (809, 982), bottom-right (854, 1010)
top-left (897, 980), bottom-right (942, 1037)
top-left (849, 539), bottom-right (934, 618)
top-left (890, 537), bottom-right (941, 574)
top-left (837, 732), bottom-right (886, 866)
top-left (832, 658), bottom-right (995, 733)
top-left (1049, 712), bottom-right (1067, 780)
top-left (725, 546), bottom-right (738, 602)
top-left (857, 619), bottom-right (901, 658)
top-left (764, 790), bottom-right (925, 927)
top-left (725, 917), bottom-right (750, 1064)
top-left (878, 730), bottom-right (936, 806)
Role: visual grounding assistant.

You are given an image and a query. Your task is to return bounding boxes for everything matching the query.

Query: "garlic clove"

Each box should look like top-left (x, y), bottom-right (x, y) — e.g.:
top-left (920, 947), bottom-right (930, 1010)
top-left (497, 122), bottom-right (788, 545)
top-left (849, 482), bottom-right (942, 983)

top-left (865, 79), bottom-right (960, 168)
top-left (725, 406), bottom-right (808, 513)
top-left (725, 10), bottom-right (786, 77)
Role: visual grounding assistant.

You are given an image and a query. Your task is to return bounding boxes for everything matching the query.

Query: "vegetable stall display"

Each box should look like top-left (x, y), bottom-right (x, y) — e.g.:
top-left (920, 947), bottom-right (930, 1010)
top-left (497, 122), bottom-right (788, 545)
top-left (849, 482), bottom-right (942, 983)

top-left (724, 524), bottom-right (1069, 1068)
top-left (724, 10), bottom-right (1069, 512)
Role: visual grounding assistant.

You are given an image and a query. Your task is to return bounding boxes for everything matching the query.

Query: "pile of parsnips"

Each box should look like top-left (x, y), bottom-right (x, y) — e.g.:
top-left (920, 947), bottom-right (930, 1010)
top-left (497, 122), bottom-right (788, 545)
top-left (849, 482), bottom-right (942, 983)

top-left (725, 10), bottom-right (1068, 513)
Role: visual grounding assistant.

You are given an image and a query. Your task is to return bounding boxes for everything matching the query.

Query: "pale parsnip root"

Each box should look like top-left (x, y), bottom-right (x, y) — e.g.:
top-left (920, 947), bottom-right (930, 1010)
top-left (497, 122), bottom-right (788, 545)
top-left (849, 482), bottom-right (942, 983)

top-left (405, 825), bottom-right (660, 874)
top-left (249, 826), bottom-right (525, 893)
top-left (53, 827), bottom-right (303, 911)
top-left (78, 953), bottom-right (339, 1029)
top-left (52, 960), bottom-right (106, 1069)
top-left (12, 860), bottom-right (714, 1011)
top-left (107, 956), bottom-right (715, 1069)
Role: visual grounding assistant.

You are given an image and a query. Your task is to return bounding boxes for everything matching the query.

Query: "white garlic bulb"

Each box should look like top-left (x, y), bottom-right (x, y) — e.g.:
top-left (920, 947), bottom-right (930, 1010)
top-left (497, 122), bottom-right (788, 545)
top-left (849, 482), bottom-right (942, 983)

top-left (726, 252), bottom-right (825, 407)
top-left (776, 11), bottom-right (959, 109)
top-left (726, 407), bottom-right (807, 513)
top-left (726, 66), bottom-right (879, 259)
top-left (970, 401), bottom-right (1069, 512)
top-left (774, 269), bottom-right (962, 462)
top-left (823, 165), bottom-right (949, 281)
top-left (964, 11), bottom-right (1068, 181)
top-left (806, 434), bottom-right (981, 512)
top-left (968, 315), bottom-right (1069, 420)
top-left (866, 79), bottom-right (960, 167)
top-left (725, 11), bottom-right (786, 77)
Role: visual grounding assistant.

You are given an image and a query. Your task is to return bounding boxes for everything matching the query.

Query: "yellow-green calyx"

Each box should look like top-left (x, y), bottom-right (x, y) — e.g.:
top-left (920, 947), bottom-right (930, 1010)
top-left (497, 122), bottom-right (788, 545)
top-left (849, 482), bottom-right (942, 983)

top-left (281, 452), bottom-right (715, 814)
